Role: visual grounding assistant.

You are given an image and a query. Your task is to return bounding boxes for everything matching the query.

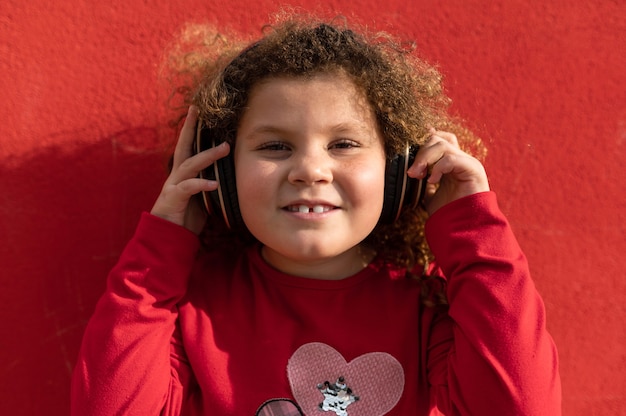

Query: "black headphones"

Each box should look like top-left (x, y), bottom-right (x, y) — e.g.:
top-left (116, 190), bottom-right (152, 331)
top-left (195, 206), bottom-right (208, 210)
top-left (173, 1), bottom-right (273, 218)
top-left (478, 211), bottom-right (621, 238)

top-left (196, 122), bottom-right (426, 231)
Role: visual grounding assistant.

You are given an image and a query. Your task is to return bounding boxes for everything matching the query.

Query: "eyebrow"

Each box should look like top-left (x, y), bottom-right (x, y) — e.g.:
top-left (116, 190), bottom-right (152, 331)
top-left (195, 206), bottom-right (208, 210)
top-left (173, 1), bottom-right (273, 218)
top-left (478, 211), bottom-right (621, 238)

top-left (244, 121), bottom-right (372, 137)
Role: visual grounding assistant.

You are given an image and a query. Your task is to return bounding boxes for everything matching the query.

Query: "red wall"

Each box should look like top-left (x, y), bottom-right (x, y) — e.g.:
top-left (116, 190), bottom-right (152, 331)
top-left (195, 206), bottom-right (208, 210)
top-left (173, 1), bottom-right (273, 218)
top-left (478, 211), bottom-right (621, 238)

top-left (1, 1), bottom-right (624, 414)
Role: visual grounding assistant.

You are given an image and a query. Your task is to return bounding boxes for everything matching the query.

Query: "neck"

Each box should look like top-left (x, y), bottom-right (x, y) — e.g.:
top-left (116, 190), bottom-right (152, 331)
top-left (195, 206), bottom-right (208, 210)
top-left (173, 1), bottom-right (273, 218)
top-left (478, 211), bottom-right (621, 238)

top-left (260, 245), bottom-right (376, 280)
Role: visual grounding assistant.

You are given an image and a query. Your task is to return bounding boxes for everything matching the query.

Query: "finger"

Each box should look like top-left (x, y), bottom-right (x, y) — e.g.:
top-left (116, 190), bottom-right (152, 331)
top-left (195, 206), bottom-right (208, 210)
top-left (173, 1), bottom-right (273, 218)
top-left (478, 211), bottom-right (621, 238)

top-left (427, 153), bottom-right (459, 184)
top-left (175, 177), bottom-right (219, 196)
top-left (429, 128), bottom-right (460, 148)
top-left (407, 137), bottom-right (456, 178)
top-left (150, 175), bottom-right (216, 228)
top-left (168, 141), bottom-right (231, 185)
top-left (156, 177), bottom-right (219, 214)
top-left (427, 151), bottom-right (488, 189)
top-left (172, 106), bottom-right (199, 169)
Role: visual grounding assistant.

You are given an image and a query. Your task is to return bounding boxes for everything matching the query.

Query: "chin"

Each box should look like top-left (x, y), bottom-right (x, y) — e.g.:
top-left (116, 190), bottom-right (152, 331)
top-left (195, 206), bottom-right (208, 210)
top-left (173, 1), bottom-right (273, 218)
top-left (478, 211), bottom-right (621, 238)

top-left (271, 239), bottom-right (360, 262)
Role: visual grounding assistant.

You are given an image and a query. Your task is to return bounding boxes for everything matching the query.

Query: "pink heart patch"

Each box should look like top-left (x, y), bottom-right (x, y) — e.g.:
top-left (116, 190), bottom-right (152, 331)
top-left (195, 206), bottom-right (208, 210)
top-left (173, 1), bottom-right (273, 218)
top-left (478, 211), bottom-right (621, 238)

top-left (287, 343), bottom-right (404, 415)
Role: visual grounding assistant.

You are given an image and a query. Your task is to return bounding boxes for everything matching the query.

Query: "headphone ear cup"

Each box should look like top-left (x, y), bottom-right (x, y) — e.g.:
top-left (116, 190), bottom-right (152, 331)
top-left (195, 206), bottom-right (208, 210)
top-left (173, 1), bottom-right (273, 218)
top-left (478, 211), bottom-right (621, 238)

top-left (379, 145), bottom-right (426, 224)
top-left (379, 152), bottom-right (405, 224)
top-left (210, 150), bottom-right (245, 230)
top-left (196, 122), bottom-right (245, 231)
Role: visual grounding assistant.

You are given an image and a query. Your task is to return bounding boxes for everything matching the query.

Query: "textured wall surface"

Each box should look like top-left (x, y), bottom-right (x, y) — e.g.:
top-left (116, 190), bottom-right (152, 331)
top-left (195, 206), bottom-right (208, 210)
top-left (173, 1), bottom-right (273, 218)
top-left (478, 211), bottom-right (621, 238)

top-left (1, 1), bottom-right (624, 414)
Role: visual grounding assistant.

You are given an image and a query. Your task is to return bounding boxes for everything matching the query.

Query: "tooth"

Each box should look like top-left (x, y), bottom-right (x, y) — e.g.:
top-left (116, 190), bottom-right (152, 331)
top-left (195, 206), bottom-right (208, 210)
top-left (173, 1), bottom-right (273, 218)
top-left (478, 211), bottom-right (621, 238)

top-left (312, 205), bottom-right (325, 213)
top-left (298, 205), bottom-right (310, 213)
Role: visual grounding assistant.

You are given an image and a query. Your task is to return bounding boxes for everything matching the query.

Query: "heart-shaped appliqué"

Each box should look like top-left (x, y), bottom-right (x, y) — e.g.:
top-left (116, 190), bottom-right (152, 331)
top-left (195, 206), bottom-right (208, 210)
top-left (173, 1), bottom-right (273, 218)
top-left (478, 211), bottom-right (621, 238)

top-left (287, 343), bottom-right (404, 415)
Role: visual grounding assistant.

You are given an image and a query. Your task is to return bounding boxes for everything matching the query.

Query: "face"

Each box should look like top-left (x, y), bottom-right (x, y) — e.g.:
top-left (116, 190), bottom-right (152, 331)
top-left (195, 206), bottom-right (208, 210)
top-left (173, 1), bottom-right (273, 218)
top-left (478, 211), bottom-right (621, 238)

top-left (234, 73), bottom-right (386, 280)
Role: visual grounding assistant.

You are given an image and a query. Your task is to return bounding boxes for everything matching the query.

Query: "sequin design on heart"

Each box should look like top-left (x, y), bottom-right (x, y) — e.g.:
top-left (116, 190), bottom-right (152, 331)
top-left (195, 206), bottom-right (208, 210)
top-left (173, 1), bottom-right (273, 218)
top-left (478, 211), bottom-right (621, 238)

top-left (317, 376), bottom-right (359, 415)
top-left (287, 343), bottom-right (405, 415)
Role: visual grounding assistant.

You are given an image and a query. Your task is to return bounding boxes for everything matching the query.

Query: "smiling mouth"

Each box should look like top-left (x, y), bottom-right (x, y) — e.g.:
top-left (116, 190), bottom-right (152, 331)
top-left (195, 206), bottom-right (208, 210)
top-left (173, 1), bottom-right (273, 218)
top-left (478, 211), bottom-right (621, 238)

top-left (286, 204), bottom-right (335, 213)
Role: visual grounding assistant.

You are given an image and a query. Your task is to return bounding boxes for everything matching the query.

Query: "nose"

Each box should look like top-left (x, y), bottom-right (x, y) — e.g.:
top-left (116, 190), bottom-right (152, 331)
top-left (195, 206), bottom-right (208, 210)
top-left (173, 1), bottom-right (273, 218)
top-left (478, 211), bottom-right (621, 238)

top-left (287, 147), bottom-right (333, 185)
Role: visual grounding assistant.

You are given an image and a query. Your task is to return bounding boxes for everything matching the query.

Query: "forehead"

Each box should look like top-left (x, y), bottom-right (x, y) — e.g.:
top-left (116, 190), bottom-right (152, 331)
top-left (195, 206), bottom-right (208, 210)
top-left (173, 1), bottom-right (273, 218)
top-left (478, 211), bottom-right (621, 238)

top-left (243, 72), bottom-right (376, 123)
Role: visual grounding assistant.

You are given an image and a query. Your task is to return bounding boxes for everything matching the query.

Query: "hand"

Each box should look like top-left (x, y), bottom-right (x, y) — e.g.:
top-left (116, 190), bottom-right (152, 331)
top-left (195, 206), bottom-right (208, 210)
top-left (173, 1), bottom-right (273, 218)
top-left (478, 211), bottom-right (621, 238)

top-left (150, 106), bottom-right (231, 235)
top-left (407, 129), bottom-right (490, 215)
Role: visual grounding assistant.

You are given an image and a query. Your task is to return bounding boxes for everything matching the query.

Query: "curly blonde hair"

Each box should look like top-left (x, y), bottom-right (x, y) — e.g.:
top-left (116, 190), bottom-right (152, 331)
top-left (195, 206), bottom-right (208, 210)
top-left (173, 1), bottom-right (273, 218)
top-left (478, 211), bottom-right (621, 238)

top-left (161, 12), bottom-right (484, 279)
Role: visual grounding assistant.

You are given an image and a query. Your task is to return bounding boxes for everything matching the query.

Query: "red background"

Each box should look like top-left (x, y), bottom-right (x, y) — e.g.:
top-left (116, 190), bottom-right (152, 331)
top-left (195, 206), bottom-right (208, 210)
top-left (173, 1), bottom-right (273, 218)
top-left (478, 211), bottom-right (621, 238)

top-left (1, 1), bottom-right (624, 414)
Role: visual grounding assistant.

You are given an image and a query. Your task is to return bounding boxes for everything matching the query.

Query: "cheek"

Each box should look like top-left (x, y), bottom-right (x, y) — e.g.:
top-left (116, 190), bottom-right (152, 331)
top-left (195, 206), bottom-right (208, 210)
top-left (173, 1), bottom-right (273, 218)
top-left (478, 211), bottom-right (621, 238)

top-left (234, 158), bottom-right (278, 220)
top-left (234, 149), bottom-right (261, 192)
top-left (341, 159), bottom-right (387, 217)
top-left (235, 175), bottom-right (263, 238)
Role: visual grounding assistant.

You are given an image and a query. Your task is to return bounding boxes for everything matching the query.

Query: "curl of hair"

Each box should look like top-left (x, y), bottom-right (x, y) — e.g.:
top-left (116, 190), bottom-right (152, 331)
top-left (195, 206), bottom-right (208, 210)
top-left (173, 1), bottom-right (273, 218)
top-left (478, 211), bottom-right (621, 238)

top-left (161, 12), bottom-right (485, 302)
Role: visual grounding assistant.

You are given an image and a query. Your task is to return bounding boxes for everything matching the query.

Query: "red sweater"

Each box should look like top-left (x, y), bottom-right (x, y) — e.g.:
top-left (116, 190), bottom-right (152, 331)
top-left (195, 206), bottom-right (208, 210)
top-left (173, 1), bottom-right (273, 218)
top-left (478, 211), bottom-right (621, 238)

top-left (71, 192), bottom-right (561, 415)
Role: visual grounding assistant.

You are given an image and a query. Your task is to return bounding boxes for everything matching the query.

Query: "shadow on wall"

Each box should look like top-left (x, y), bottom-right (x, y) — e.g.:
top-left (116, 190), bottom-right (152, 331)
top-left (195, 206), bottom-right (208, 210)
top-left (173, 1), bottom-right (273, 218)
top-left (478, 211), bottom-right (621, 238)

top-left (0, 126), bottom-right (171, 415)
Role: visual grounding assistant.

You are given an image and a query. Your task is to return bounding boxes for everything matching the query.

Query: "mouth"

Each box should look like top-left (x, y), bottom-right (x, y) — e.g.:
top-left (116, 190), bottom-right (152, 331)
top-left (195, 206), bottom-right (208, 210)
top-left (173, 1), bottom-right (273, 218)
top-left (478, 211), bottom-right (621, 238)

top-left (285, 204), bottom-right (336, 213)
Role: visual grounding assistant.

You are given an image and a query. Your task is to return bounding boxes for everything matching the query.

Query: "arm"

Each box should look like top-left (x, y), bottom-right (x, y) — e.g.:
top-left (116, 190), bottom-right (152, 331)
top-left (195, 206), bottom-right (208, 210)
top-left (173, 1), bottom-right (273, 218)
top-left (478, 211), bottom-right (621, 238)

top-left (426, 192), bottom-right (561, 415)
top-left (71, 213), bottom-right (200, 415)
top-left (72, 106), bottom-right (229, 414)
top-left (410, 130), bottom-right (560, 414)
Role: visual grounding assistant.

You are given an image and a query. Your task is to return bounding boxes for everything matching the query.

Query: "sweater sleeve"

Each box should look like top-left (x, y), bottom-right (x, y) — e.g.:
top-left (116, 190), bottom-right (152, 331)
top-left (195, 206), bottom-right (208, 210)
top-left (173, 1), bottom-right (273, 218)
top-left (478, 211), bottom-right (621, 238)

top-left (71, 212), bottom-right (200, 415)
top-left (425, 192), bottom-right (561, 415)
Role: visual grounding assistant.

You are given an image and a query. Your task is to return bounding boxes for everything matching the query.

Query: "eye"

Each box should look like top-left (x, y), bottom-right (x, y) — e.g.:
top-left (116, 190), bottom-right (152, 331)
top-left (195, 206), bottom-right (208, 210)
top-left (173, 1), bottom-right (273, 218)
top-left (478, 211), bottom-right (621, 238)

top-left (255, 141), bottom-right (292, 159)
top-left (329, 139), bottom-right (360, 150)
top-left (257, 141), bottom-right (291, 152)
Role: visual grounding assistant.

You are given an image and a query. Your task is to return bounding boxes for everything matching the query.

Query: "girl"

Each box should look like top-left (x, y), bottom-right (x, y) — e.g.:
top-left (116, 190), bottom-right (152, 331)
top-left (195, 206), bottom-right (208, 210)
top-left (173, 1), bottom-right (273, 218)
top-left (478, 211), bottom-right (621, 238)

top-left (72, 14), bottom-right (561, 415)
